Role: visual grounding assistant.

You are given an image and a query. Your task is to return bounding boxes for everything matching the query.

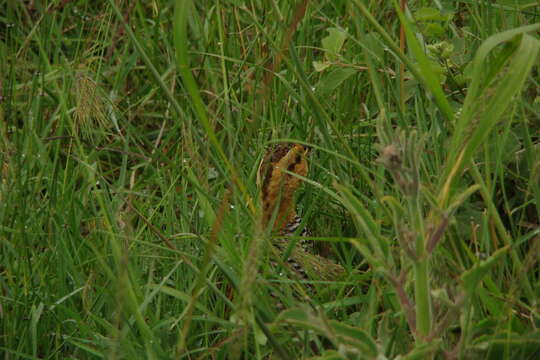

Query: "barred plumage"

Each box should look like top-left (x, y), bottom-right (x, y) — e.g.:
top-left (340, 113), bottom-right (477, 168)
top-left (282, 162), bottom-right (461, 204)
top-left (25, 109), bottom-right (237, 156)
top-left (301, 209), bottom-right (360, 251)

top-left (257, 143), bottom-right (309, 234)
top-left (258, 143), bottom-right (345, 282)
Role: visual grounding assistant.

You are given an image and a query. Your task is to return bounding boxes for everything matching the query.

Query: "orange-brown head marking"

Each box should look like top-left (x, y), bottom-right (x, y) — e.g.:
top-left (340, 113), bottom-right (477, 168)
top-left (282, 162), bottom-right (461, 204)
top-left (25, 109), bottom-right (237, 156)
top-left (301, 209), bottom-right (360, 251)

top-left (257, 143), bottom-right (309, 233)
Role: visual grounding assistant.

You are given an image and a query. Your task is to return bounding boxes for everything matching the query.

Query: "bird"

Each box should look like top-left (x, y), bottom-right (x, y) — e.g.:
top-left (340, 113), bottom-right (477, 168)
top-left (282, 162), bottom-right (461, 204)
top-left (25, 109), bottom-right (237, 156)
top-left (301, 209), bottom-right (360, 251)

top-left (257, 143), bottom-right (345, 282)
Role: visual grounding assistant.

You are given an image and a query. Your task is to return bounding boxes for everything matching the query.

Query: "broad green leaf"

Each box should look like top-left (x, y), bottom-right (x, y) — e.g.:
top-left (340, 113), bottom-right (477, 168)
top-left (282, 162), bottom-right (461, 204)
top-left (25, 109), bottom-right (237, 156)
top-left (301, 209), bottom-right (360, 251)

top-left (423, 23), bottom-right (445, 38)
top-left (322, 27), bottom-right (347, 61)
top-left (316, 67), bottom-right (356, 96)
top-left (253, 323), bottom-right (268, 345)
top-left (420, 7), bottom-right (453, 24)
top-left (414, 7), bottom-right (447, 22)
top-left (313, 60), bottom-right (331, 72)
top-left (362, 32), bottom-right (385, 62)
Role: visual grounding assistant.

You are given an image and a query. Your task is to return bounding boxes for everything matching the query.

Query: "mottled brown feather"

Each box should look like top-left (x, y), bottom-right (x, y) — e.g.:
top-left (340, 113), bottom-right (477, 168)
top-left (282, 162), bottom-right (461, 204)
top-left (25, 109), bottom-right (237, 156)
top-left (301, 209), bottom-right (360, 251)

top-left (257, 143), bottom-right (309, 233)
top-left (257, 143), bottom-right (345, 281)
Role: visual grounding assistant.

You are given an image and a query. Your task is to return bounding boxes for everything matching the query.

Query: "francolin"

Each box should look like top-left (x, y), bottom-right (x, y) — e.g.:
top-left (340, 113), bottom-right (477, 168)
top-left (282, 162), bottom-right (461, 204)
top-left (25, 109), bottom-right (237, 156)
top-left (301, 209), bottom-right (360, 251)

top-left (257, 143), bottom-right (344, 282)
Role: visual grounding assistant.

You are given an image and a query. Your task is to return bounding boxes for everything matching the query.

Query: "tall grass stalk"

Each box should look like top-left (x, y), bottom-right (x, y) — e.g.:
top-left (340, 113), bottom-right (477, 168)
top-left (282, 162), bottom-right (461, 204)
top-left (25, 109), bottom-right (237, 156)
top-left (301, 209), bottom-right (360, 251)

top-left (1, 1), bottom-right (539, 358)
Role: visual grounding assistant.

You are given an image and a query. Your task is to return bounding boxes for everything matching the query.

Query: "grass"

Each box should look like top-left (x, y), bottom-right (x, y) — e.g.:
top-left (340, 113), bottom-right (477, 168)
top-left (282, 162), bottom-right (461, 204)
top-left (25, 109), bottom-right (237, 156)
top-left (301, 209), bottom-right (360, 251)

top-left (1, 0), bottom-right (540, 359)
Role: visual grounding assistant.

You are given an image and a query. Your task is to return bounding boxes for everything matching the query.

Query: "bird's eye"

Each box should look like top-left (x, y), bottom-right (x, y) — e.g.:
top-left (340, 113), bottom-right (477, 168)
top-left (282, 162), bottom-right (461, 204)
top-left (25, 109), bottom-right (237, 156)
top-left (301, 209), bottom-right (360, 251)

top-left (287, 153), bottom-right (302, 171)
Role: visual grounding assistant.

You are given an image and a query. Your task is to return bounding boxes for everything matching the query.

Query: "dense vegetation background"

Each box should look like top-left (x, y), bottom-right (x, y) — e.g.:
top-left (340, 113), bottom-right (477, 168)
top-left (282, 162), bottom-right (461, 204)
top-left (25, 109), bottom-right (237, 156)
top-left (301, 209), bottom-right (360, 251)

top-left (1, 0), bottom-right (539, 358)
